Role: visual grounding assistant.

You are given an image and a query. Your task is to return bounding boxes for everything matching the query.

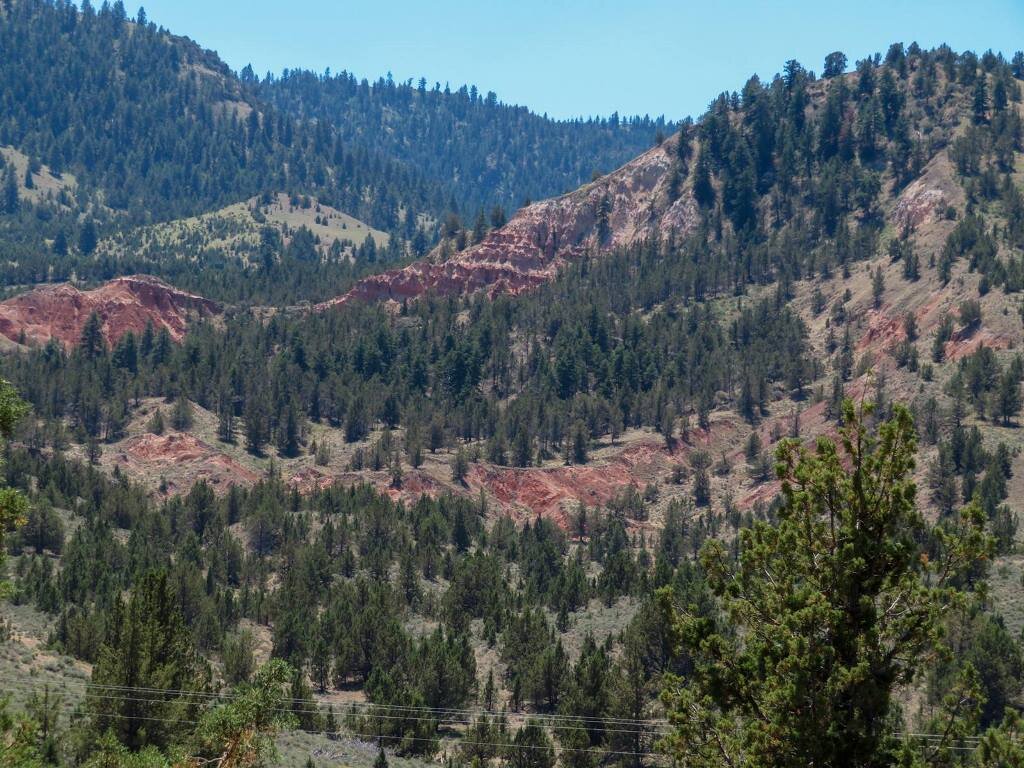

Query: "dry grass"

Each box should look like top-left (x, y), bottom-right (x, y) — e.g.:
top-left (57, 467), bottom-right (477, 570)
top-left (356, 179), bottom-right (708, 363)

top-left (0, 603), bottom-right (90, 717)
top-left (94, 192), bottom-right (389, 268)
top-left (0, 145), bottom-right (77, 207)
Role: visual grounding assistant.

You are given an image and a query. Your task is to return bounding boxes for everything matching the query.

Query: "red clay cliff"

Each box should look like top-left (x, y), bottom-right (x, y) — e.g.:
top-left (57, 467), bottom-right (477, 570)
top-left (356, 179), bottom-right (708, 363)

top-left (0, 275), bottom-right (221, 348)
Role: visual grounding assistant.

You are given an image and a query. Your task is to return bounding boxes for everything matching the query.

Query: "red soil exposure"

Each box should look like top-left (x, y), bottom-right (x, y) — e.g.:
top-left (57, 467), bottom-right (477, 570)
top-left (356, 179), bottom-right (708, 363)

top-left (856, 308), bottom-right (907, 355)
top-left (944, 327), bottom-right (1012, 361)
top-left (468, 463), bottom-right (638, 529)
top-left (892, 180), bottom-right (947, 232)
top-left (287, 466), bottom-right (336, 495)
top-left (385, 470), bottom-right (441, 503)
top-left (112, 432), bottom-right (258, 494)
top-left (466, 438), bottom-right (674, 527)
top-left (0, 275), bottom-right (221, 348)
top-left (319, 135), bottom-right (700, 308)
top-left (291, 468), bottom-right (443, 505)
top-left (737, 480), bottom-right (781, 510)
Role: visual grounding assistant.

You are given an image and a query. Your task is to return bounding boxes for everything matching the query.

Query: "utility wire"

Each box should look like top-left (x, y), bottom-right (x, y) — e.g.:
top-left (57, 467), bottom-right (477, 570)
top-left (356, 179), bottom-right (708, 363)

top-left (8, 680), bottom-right (1018, 754)
top-left (21, 680), bottom-right (672, 729)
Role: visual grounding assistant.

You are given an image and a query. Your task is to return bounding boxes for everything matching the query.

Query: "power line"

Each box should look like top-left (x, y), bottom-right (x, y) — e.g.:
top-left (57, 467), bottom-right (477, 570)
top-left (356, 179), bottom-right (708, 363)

top-left (15, 687), bottom-right (666, 738)
top-left (59, 709), bottom-right (667, 761)
top-left (27, 680), bottom-right (673, 729)
top-left (8, 684), bottom-right (671, 749)
top-left (8, 680), bottom-right (1018, 755)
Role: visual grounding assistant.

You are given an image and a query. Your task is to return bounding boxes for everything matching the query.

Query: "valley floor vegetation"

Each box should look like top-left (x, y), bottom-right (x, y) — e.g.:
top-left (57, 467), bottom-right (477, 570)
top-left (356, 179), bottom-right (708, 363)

top-left (1, 379), bottom-right (1023, 766)
top-left (0, 4), bottom-right (1023, 765)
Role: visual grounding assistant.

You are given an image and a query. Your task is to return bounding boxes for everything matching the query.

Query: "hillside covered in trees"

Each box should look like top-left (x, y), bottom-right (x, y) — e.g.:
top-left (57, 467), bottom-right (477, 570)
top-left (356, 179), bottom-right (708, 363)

top-left (0, 2), bottom-right (1024, 766)
top-left (255, 68), bottom-right (672, 215)
top-left (0, 0), bottom-right (667, 301)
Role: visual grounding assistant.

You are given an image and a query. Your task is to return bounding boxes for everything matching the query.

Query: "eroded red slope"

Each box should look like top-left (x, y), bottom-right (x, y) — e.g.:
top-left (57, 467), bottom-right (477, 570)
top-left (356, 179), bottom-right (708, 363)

top-left (0, 275), bottom-right (221, 347)
top-left (319, 135), bottom-right (699, 308)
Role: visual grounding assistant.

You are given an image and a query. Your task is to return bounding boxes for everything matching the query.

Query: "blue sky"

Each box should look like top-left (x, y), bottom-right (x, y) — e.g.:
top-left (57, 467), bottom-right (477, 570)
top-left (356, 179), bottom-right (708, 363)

top-left (136, 0), bottom-right (1022, 121)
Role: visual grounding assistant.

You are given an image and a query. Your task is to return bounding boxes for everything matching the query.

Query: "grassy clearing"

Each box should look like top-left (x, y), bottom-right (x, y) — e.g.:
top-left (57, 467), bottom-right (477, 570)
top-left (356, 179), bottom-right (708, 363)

top-left (0, 603), bottom-right (89, 718)
top-left (0, 145), bottom-right (77, 207)
top-left (94, 192), bottom-right (389, 268)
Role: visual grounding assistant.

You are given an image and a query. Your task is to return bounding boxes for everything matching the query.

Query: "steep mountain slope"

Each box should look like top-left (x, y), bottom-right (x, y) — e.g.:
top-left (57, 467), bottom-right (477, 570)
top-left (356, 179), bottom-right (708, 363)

top-left (3, 43), bottom-right (1022, 535)
top-left (0, 0), bottom-right (437, 231)
top-left (321, 136), bottom-right (698, 307)
top-left (3, 44), bottom-right (1024, 768)
top-left (0, 0), bottom-right (671, 301)
top-left (0, 275), bottom-right (221, 347)
top-left (330, 48), bottom-right (1022, 314)
top-left (273, 46), bottom-right (1024, 530)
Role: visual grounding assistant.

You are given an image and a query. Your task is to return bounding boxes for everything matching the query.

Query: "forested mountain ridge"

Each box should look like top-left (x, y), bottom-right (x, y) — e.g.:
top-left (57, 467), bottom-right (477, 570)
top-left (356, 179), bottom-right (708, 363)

top-left (323, 131), bottom-right (697, 307)
top-left (2, 20), bottom-right (1024, 768)
top-left (0, 0), bottom-right (668, 301)
top-left (256, 68), bottom-right (673, 214)
top-left (0, 0), bottom-right (438, 228)
top-left (334, 43), bottom-right (1024, 308)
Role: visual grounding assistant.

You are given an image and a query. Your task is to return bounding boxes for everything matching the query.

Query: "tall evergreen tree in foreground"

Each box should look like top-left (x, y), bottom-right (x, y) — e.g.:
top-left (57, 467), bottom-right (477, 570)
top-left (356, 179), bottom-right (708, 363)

top-left (0, 378), bottom-right (28, 594)
top-left (661, 400), bottom-right (990, 768)
top-left (88, 571), bottom-right (212, 751)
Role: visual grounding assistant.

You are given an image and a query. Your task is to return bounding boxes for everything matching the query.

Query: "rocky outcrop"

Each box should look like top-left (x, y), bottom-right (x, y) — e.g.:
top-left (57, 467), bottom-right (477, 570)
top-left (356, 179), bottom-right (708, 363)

top-left (111, 432), bottom-right (259, 495)
top-left (891, 154), bottom-right (961, 233)
top-left (0, 275), bottom-right (221, 348)
top-left (319, 135), bottom-right (699, 308)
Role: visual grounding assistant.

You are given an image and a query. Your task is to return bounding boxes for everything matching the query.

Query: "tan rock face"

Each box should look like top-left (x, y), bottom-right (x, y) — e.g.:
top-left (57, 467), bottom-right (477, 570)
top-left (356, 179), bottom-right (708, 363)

top-left (319, 135), bottom-right (699, 308)
top-left (890, 154), bottom-right (960, 233)
top-left (0, 275), bottom-right (221, 347)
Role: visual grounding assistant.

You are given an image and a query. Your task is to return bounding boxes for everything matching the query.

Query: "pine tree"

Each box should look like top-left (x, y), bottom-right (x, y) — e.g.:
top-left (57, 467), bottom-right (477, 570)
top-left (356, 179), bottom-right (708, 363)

top-left (78, 220), bottom-right (98, 255)
top-left (690, 450), bottom-right (712, 506)
top-left (513, 427), bottom-right (533, 467)
top-left (190, 660), bottom-right (296, 766)
top-left (216, 397), bottom-right (235, 444)
top-left (994, 370), bottom-right (1021, 426)
top-left (315, 439), bottom-right (331, 466)
top-left (871, 265), bottom-right (885, 308)
top-left (823, 51), bottom-right (848, 78)
top-left (89, 571), bottom-right (211, 750)
top-left (52, 230), bottom-right (68, 255)
top-left (973, 77), bottom-right (989, 124)
top-left (277, 401), bottom-right (301, 457)
top-left (0, 379), bottom-right (28, 588)
top-left (662, 401), bottom-right (990, 767)
top-left (79, 311), bottom-right (106, 359)
top-left (509, 721), bottom-right (555, 768)
top-left (170, 393), bottom-right (193, 431)
top-left (901, 243), bottom-right (919, 281)
top-left (692, 150), bottom-right (715, 208)
top-left (147, 408), bottom-right (165, 435)
top-left (244, 395), bottom-right (269, 456)
top-left (452, 447), bottom-right (469, 484)
top-left (571, 421), bottom-right (589, 465)
top-left (1, 164), bottom-right (18, 214)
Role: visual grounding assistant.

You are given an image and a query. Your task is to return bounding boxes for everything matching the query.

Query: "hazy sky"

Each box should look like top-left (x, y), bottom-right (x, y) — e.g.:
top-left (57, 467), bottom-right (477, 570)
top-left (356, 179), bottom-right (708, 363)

top-left (136, 0), bottom-right (1022, 121)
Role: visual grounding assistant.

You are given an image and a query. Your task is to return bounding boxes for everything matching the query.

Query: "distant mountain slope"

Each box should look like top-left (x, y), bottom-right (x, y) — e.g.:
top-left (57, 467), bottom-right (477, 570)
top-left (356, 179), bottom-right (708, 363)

top-left (0, 0), bottom-right (439, 232)
top-left (257, 69), bottom-right (673, 214)
top-left (320, 135), bottom-right (698, 307)
top-left (331, 45), bottom-right (1023, 307)
top-left (81, 192), bottom-right (399, 304)
top-left (0, 0), bottom-right (671, 303)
